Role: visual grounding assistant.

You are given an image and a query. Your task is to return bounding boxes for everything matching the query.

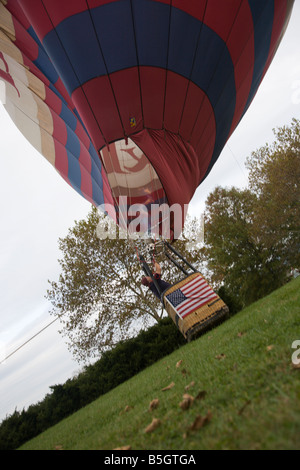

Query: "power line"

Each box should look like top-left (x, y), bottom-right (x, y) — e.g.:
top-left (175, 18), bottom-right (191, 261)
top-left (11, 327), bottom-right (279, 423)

top-left (0, 315), bottom-right (62, 365)
top-left (226, 143), bottom-right (248, 185)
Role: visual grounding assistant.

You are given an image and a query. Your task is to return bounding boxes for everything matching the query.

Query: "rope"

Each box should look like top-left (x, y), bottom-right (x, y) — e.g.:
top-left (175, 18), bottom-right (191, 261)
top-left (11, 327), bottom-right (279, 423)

top-left (0, 314), bottom-right (63, 365)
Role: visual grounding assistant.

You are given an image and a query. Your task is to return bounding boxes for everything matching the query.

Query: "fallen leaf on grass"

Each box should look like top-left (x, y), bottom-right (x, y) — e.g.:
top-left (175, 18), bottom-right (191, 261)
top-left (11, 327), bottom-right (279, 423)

top-left (195, 390), bottom-right (207, 401)
top-left (176, 359), bottom-right (183, 368)
top-left (161, 381), bottom-right (175, 391)
top-left (215, 353), bottom-right (226, 360)
top-left (183, 411), bottom-right (212, 438)
top-left (179, 393), bottom-right (194, 410)
top-left (189, 411), bottom-right (212, 431)
top-left (149, 398), bottom-right (159, 411)
top-left (54, 445), bottom-right (63, 450)
top-left (179, 391), bottom-right (207, 411)
top-left (266, 345), bottom-right (274, 351)
top-left (183, 393), bottom-right (194, 401)
top-left (145, 418), bottom-right (161, 433)
top-left (113, 445), bottom-right (131, 450)
top-left (124, 405), bottom-right (133, 412)
top-left (237, 331), bottom-right (246, 338)
top-left (179, 399), bottom-right (191, 411)
top-left (185, 381), bottom-right (195, 391)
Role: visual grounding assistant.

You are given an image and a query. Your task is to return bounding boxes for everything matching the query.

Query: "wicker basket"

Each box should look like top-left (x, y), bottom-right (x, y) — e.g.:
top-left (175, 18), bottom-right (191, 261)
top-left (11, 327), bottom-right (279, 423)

top-left (163, 272), bottom-right (229, 341)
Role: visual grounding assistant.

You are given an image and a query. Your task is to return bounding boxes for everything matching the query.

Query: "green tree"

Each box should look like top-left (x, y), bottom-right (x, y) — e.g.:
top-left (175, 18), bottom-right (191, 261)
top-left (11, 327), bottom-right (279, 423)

top-left (246, 118), bottom-right (300, 269)
top-left (46, 207), bottom-right (204, 362)
top-left (204, 118), bottom-right (300, 308)
top-left (204, 186), bottom-right (278, 308)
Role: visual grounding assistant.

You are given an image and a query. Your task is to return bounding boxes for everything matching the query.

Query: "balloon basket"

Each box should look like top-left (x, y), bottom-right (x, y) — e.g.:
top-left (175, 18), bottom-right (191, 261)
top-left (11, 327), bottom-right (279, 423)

top-left (163, 273), bottom-right (229, 342)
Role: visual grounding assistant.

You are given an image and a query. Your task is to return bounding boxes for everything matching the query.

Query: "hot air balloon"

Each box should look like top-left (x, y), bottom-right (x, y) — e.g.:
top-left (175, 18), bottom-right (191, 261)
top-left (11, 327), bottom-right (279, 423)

top-left (0, 0), bottom-right (295, 237)
top-left (0, 0), bottom-right (294, 339)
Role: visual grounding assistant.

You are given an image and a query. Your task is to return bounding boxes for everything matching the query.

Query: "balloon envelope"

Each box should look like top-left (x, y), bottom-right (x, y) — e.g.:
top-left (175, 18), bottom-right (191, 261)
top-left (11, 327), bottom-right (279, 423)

top-left (0, 0), bottom-right (294, 236)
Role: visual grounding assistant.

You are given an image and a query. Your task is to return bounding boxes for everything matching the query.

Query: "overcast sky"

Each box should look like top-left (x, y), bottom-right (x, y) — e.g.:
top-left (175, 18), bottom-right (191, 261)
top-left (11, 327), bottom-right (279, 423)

top-left (1, 3), bottom-right (300, 422)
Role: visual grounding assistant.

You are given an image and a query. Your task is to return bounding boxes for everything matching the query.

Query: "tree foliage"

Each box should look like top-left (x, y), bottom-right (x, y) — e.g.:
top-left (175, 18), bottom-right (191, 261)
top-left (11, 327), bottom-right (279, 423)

top-left (204, 118), bottom-right (300, 307)
top-left (246, 117), bottom-right (300, 269)
top-left (204, 186), bottom-right (286, 307)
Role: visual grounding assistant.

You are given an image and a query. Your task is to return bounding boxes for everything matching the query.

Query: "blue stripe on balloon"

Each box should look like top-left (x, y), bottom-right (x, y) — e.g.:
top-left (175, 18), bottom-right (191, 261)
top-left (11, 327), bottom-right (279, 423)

top-left (60, 102), bottom-right (78, 132)
top-left (42, 0), bottom-right (235, 118)
top-left (132, 0), bottom-right (170, 68)
top-left (92, 172), bottom-right (105, 207)
top-left (90, 0), bottom-right (137, 74)
top-left (33, 43), bottom-right (59, 86)
top-left (28, 21), bottom-right (106, 208)
top-left (43, 29), bottom-right (80, 95)
top-left (65, 117), bottom-right (105, 205)
top-left (55, 10), bottom-right (107, 83)
top-left (66, 125), bottom-right (81, 161)
top-left (89, 141), bottom-right (102, 173)
top-left (27, 25), bottom-right (44, 49)
top-left (41, 0), bottom-right (247, 189)
top-left (243, 0), bottom-right (274, 114)
top-left (66, 148), bottom-right (82, 197)
top-left (64, 126), bottom-right (83, 198)
top-left (89, 142), bottom-right (105, 206)
top-left (168, 7), bottom-right (201, 79)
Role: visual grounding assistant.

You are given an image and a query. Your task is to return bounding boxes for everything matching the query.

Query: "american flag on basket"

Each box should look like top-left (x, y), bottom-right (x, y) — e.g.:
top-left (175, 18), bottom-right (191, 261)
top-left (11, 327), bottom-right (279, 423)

top-left (166, 275), bottom-right (218, 319)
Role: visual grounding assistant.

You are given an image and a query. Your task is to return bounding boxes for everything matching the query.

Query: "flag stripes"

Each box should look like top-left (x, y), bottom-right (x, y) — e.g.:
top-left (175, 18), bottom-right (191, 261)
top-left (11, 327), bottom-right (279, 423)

top-left (166, 275), bottom-right (218, 319)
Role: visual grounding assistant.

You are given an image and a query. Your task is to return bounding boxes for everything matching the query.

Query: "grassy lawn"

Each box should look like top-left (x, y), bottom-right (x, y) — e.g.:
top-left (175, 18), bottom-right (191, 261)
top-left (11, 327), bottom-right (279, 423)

top-left (20, 277), bottom-right (300, 450)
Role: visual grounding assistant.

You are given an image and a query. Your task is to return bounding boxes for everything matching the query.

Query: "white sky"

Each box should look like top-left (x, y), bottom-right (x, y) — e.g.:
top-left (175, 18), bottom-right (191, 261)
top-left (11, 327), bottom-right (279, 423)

top-left (1, 2), bottom-right (300, 422)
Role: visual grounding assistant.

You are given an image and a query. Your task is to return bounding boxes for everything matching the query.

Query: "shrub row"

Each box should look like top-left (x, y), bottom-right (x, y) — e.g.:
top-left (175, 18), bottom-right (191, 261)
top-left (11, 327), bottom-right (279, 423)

top-left (0, 317), bottom-right (185, 450)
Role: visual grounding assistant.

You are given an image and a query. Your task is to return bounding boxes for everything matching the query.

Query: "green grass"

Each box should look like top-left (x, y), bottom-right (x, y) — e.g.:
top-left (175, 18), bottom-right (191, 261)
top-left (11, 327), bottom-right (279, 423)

top-left (20, 277), bottom-right (300, 450)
